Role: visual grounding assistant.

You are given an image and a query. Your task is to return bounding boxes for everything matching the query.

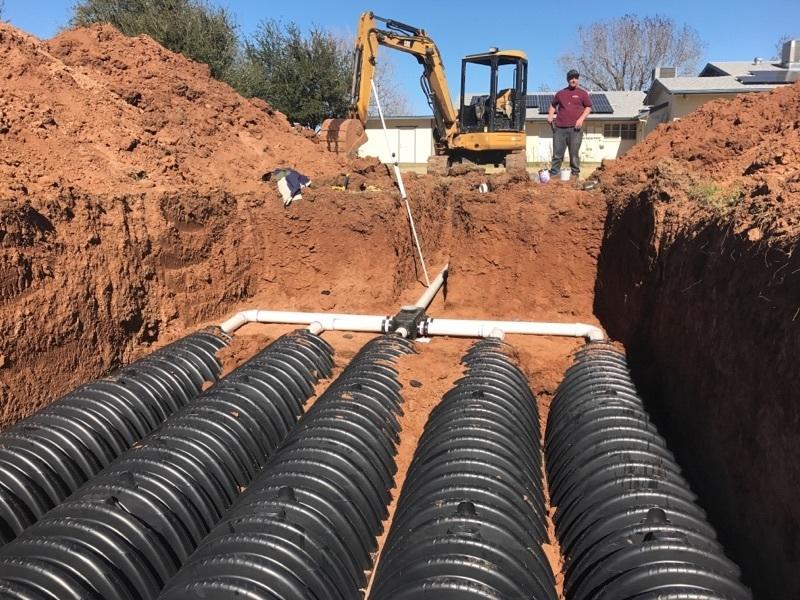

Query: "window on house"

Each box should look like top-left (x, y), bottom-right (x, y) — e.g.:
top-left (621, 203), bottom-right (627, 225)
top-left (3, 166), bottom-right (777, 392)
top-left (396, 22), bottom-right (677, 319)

top-left (603, 123), bottom-right (637, 139)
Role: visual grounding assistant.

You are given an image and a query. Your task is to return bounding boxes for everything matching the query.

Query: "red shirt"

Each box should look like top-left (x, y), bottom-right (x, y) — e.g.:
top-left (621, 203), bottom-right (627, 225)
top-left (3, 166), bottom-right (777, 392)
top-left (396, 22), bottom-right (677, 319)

top-left (552, 86), bottom-right (592, 127)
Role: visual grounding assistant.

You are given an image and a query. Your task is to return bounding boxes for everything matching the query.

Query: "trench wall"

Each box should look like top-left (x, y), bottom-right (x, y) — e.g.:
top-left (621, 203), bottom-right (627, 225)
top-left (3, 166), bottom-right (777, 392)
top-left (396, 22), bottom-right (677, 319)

top-left (0, 183), bottom-right (448, 429)
top-left (594, 197), bottom-right (800, 598)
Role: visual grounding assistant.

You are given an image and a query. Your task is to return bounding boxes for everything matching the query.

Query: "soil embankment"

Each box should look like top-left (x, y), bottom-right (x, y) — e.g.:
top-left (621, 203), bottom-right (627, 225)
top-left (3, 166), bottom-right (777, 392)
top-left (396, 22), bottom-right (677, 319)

top-left (595, 81), bottom-right (800, 598)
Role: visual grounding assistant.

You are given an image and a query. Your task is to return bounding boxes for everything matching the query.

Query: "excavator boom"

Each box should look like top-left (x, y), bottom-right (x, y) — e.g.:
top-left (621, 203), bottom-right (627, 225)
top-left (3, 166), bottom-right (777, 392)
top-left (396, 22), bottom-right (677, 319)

top-left (320, 11), bottom-right (458, 155)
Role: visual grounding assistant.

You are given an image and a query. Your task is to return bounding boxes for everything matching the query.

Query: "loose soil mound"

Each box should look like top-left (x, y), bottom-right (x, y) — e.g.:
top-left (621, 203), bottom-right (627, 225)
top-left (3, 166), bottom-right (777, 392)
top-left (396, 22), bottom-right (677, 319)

top-left (595, 82), bottom-right (800, 597)
top-left (599, 82), bottom-right (800, 238)
top-left (1, 23), bottom-right (345, 199)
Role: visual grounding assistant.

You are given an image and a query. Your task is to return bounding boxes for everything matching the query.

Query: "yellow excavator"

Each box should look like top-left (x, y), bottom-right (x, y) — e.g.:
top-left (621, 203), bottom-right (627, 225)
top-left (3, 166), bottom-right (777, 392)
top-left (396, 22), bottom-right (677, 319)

top-left (320, 12), bottom-right (529, 175)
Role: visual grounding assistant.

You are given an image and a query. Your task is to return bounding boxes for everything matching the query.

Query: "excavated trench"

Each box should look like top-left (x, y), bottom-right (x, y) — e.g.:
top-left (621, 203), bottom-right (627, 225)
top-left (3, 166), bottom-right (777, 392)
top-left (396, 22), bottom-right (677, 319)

top-left (2, 20), bottom-right (798, 598)
top-left (1, 171), bottom-right (792, 598)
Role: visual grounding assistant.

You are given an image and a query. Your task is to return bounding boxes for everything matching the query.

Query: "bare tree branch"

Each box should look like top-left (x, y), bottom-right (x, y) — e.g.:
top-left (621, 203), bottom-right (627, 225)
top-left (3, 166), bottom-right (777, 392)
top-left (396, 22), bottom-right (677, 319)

top-left (370, 55), bottom-right (411, 116)
top-left (333, 35), bottom-right (410, 117)
top-left (558, 14), bottom-right (704, 91)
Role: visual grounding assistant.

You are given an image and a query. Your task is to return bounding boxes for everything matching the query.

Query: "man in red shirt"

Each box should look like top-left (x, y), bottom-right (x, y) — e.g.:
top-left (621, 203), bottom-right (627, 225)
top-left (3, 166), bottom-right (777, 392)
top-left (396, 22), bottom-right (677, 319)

top-left (548, 69), bottom-right (592, 179)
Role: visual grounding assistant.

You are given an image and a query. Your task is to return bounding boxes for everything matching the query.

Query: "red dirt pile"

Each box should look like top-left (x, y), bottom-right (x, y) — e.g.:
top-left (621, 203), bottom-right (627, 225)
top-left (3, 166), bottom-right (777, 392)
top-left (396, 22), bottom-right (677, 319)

top-left (598, 82), bottom-right (800, 238)
top-left (1, 23), bottom-right (346, 199)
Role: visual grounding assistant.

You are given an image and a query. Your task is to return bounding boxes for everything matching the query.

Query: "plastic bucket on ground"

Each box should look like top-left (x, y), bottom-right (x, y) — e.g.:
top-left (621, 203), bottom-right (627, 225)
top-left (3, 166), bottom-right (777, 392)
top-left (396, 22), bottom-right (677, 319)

top-left (560, 169), bottom-right (571, 181)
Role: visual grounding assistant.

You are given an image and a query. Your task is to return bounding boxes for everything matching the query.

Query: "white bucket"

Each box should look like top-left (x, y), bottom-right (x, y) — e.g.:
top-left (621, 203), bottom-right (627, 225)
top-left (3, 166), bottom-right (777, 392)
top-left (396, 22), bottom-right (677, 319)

top-left (560, 169), bottom-right (571, 181)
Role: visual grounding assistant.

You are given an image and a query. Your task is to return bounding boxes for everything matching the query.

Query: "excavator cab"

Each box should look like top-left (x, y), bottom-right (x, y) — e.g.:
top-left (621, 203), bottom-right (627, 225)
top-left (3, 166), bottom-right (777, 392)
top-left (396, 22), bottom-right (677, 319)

top-left (459, 50), bottom-right (528, 135)
top-left (430, 49), bottom-right (528, 173)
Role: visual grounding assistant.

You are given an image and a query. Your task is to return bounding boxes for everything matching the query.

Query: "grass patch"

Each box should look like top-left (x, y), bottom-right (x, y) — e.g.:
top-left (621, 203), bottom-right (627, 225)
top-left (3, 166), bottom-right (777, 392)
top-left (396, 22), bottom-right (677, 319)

top-left (687, 181), bottom-right (743, 213)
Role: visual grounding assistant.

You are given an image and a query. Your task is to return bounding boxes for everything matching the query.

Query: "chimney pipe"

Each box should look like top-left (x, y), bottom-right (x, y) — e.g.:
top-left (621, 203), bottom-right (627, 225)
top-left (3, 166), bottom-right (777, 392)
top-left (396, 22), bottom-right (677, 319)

top-left (652, 66), bottom-right (676, 80)
top-left (781, 40), bottom-right (799, 68)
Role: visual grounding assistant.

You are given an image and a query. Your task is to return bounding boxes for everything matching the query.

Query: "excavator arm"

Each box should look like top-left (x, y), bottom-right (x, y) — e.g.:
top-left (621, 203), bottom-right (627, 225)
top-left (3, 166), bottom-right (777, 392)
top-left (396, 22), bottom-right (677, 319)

top-left (321, 11), bottom-right (459, 155)
top-left (349, 13), bottom-right (458, 130)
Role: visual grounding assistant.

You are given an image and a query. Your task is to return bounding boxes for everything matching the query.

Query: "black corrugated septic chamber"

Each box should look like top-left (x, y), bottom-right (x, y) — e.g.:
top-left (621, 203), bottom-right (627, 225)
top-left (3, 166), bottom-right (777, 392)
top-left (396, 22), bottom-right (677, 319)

top-left (0, 329), bottom-right (227, 547)
top-left (370, 337), bottom-right (558, 600)
top-left (545, 341), bottom-right (752, 600)
top-left (0, 329), bottom-right (332, 600)
top-left (158, 334), bottom-right (415, 600)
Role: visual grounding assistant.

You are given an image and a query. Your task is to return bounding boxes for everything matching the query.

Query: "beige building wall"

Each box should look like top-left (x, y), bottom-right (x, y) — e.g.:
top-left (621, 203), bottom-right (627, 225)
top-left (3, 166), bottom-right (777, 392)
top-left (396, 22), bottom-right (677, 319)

top-left (361, 118), bottom-right (433, 164)
top-left (671, 93), bottom-right (737, 118)
top-left (645, 104), bottom-right (670, 136)
top-left (524, 121), bottom-right (641, 168)
top-left (361, 117), bottom-right (641, 166)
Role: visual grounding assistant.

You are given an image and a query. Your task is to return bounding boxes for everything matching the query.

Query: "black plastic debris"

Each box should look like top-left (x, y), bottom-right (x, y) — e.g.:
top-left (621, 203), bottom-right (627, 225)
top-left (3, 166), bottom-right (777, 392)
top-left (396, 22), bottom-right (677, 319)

top-left (0, 330), bottom-right (332, 600)
top-left (0, 329), bottom-right (227, 546)
top-left (370, 337), bottom-right (558, 600)
top-left (545, 341), bottom-right (752, 600)
top-left (158, 334), bottom-right (414, 600)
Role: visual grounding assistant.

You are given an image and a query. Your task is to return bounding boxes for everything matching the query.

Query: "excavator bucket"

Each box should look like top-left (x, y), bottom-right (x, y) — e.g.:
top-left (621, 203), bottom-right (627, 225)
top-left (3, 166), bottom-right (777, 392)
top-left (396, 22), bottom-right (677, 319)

top-left (319, 118), bottom-right (368, 155)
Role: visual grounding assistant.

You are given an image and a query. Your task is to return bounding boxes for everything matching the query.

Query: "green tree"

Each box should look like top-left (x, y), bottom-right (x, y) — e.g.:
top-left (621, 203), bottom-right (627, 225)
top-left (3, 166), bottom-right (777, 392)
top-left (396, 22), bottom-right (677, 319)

top-left (559, 14), bottom-right (703, 91)
top-left (71, 0), bottom-right (238, 80)
top-left (232, 19), bottom-right (352, 127)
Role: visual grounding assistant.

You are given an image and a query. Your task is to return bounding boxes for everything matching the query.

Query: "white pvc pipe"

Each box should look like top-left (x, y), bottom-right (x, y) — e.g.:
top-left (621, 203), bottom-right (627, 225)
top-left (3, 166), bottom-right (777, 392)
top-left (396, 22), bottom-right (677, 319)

top-left (220, 309), bottom-right (391, 335)
top-left (414, 263), bottom-right (449, 310)
top-left (423, 318), bottom-right (606, 342)
top-left (219, 307), bottom-right (605, 342)
top-left (371, 79), bottom-right (430, 285)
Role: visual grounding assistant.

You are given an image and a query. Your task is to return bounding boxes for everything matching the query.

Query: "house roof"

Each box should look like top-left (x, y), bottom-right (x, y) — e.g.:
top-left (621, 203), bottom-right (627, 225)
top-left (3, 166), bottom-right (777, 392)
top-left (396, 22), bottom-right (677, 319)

top-left (701, 60), bottom-right (786, 78)
top-left (643, 76), bottom-right (776, 104)
top-left (591, 90), bottom-right (647, 119)
top-left (363, 90), bottom-right (647, 124)
top-left (646, 56), bottom-right (799, 104)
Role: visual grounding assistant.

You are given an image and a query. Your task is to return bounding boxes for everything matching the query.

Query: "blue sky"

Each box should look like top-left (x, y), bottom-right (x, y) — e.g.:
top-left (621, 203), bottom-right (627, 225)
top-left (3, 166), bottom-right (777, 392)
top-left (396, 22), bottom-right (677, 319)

top-left (5, 0), bottom-right (799, 113)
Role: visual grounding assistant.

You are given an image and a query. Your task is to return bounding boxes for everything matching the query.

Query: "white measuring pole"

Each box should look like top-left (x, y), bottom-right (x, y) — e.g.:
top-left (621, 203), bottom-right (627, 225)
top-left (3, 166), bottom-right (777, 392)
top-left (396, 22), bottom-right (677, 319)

top-left (371, 79), bottom-right (430, 285)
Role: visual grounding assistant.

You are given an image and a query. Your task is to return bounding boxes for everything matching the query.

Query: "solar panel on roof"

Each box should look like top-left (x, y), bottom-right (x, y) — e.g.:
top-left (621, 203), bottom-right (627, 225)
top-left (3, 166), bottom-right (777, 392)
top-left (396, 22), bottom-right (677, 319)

top-left (536, 92), bottom-right (614, 114)
top-left (589, 93), bottom-right (614, 113)
top-left (536, 94), bottom-right (555, 114)
top-left (473, 92), bottom-right (615, 114)
top-left (740, 70), bottom-right (800, 84)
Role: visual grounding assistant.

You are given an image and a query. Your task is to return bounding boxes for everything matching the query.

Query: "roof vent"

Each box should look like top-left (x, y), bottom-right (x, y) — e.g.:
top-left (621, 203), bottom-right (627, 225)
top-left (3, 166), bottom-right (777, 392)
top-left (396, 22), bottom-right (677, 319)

top-left (781, 39), bottom-right (800, 68)
top-left (753, 57), bottom-right (763, 65)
